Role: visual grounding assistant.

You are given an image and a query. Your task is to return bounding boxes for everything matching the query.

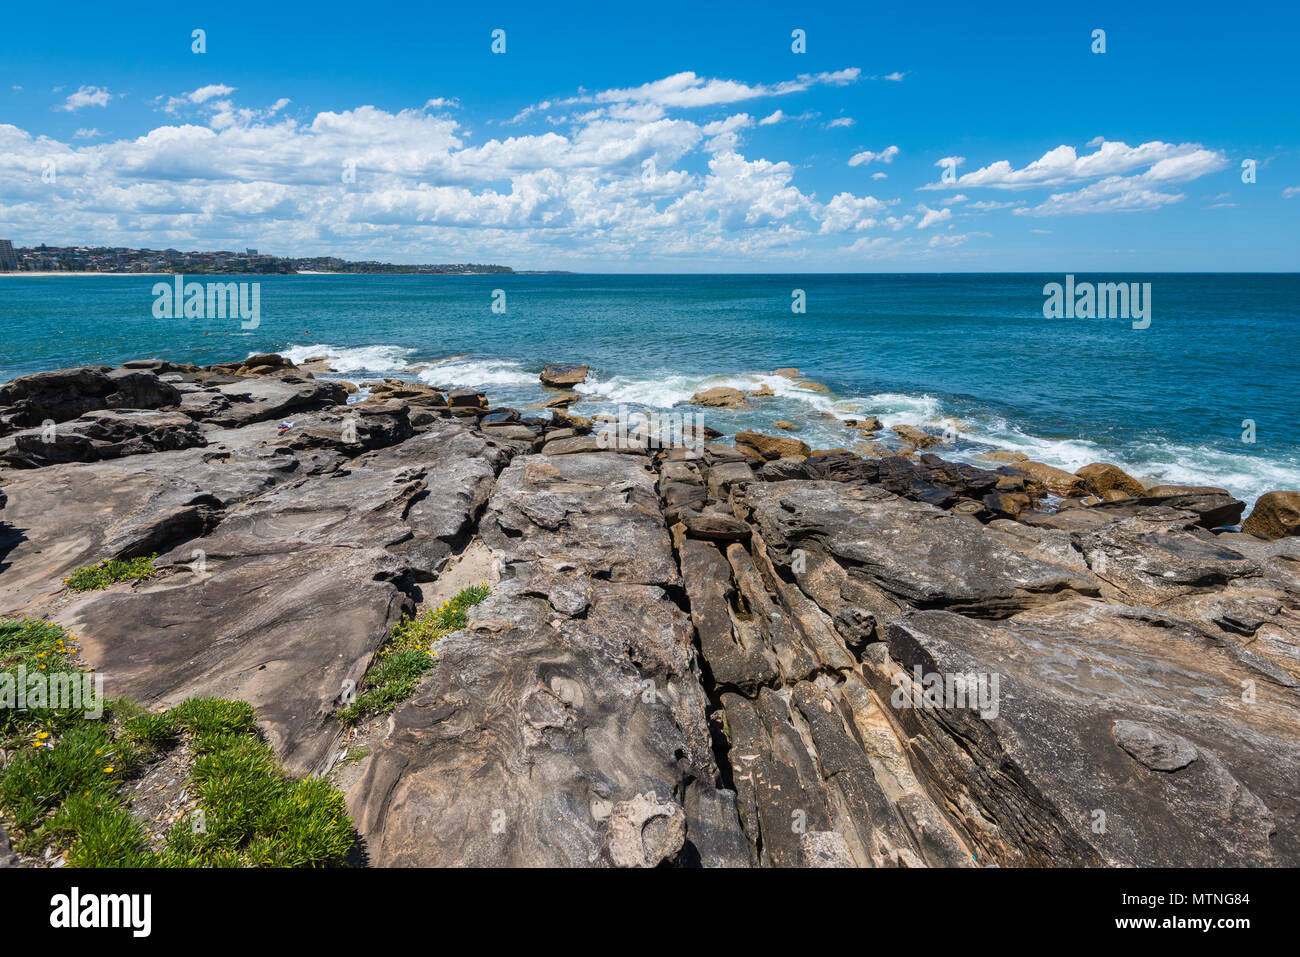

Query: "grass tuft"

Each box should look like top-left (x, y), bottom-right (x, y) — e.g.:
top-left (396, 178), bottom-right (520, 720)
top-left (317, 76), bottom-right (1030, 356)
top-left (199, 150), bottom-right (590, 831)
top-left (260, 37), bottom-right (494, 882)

top-left (338, 583), bottom-right (489, 723)
top-left (65, 555), bottom-right (156, 592)
top-left (0, 617), bottom-right (355, 868)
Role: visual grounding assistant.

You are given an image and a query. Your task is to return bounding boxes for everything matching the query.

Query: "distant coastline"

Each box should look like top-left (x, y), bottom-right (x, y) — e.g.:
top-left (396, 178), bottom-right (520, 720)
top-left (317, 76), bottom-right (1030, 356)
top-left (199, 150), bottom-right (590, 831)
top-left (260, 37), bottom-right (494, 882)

top-left (0, 242), bottom-right (515, 276)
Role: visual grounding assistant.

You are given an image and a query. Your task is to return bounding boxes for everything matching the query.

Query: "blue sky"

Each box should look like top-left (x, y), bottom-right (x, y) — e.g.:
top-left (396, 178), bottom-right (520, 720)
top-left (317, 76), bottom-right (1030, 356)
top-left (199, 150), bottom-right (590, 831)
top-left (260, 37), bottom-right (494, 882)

top-left (2, 0), bottom-right (1297, 271)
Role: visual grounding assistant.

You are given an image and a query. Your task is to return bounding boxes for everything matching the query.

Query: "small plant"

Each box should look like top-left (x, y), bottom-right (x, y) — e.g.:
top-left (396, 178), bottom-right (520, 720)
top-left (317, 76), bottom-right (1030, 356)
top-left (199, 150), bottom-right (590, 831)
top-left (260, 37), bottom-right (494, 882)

top-left (65, 555), bottom-right (156, 592)
top-left (0, 617), bottom-right (355, 868)
top-left (339, 583), bottom-right (489, 723)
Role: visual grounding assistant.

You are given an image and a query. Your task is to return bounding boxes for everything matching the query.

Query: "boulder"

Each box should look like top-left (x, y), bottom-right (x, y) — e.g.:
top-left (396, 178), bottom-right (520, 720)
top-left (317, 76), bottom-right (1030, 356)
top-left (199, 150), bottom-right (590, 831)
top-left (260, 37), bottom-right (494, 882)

top-left (734, 430), bottom-right (811, 460)
top-left (690, 387), bottom-right (747, 408)
top-left (975, 449), bottom-right (1029, 464)
top-left (1076, 462), bottom-right (1147, 499)
top-left (0, 366), bottom-right (181, 427)
top-left (1243, 491), bottom-right (1300, 540)
top-left (845, 417), bottom-right (883, 432)
top-left (892, 425), bottom-right (940, 450)
top-left (2, 409), bottom-right (206, 467)
top-left (186, 375), bottom-right (348, 427)
top-left (1012, 461), bottom-right (1087, 497)
top-left (539, 363), bottom-right (589, 387)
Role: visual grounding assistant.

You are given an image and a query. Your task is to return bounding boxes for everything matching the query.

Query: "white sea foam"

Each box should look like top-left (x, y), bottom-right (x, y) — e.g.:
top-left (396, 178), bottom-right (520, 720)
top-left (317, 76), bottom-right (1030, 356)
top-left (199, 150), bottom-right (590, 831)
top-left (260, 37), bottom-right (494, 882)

top-left (263, 344), bottom-right (1299, 507)
top-left (416, 357), bottom-right (537, 389)
top-left (277, 343), bottom-right (417, 375)
top-left (575, 371), bottom-right (839, 411)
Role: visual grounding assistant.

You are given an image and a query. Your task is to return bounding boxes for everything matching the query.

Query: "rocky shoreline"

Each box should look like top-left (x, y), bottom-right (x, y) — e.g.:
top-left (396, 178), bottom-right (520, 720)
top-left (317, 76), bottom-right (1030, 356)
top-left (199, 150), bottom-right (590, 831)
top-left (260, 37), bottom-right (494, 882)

top-left (2, 354), bottom-right (1299, 867)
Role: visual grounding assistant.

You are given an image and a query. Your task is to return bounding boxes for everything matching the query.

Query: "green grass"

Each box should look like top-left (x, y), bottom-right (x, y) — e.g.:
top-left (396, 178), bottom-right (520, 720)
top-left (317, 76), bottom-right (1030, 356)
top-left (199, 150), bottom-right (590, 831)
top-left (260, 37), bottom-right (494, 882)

top-left (0, 617), bottom-right (355, 868)
top-left (65, 555), bottom-right (156, 592)
top-left (338, 583), bottom-right (489, 723)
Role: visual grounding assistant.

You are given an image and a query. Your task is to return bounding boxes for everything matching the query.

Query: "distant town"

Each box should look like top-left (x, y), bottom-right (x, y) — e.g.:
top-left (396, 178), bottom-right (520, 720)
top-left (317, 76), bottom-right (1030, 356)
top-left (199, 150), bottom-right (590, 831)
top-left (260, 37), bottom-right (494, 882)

top-left (0, 240), bottom-right (512, 275)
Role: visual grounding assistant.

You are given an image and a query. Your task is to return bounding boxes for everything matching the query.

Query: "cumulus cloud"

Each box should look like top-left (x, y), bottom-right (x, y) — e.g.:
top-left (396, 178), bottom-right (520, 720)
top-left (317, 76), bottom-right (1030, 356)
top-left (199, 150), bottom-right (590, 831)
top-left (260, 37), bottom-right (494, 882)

top-left (921, 139), bottom-right (1229, 217)
top-left (1, 73), bottom-right (917, 266)
top-left (57, 86), bottom-right (112, 111)
top-left (849, 145), bottom-right (899, 166)
top-left (827, 117), bottom-right (855, 129)
top-left (916, 205), bottom-right (951, 229)
top-left (581, 68), bottom-right (861, 110)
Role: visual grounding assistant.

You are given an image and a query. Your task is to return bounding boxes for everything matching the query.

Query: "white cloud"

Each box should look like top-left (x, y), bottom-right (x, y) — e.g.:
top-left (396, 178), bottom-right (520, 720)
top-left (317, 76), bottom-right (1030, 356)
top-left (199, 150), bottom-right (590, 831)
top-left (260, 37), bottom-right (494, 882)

top-left (1282, 185), bottom-right (1300, 199)
top-left (189, 84), bottom-right (236, 104)
top-left (871, 172), bottom-right (887, 180)
top-left (827, 117), bottom-right (854, 129)
top-left (818, 192), bottom-right (889, 233)
top-left (922, 139), bottom-right (1229, 217)
top-left (1013, 176), bottom-right (1186, 216)
top-left (883, 72), bottom-right (906, 82)
top-left (849, 145), bottom-right (899, 166)
top-left (1, 75), bottom-right (915, 265)
top-left (73, 128), bottom-right (100, 139)
top-left (423, 97), bottom-right (460, 111)
top-left (580, 68), bottom-right (861, 110)
top-left (758, 110), bottom-right (785, 126)
top-left (916, 205), bottom-right (951, 229)
top-left (927, 139), bottom-right (1226, 191)
top-left (58, 86), bottom-right (112, 111)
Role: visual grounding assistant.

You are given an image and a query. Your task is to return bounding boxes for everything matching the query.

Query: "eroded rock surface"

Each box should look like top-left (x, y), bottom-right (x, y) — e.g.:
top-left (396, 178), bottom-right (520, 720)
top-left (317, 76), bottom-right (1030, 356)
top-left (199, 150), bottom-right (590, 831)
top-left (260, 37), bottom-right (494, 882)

top-left (3, 355), bottom-right (1298, 867)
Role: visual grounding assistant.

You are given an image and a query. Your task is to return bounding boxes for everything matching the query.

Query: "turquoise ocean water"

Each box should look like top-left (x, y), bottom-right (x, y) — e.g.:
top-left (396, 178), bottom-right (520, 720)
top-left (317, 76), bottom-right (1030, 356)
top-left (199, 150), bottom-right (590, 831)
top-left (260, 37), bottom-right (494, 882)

top-left (1, 273), bottom-right (1297, 504)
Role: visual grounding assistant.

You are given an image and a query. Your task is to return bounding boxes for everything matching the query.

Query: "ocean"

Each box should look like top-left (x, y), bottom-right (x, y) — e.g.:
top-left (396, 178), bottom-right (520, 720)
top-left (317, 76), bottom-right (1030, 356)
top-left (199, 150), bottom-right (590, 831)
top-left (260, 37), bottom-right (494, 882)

top-left (2, 272), bottom-right (1297, 505)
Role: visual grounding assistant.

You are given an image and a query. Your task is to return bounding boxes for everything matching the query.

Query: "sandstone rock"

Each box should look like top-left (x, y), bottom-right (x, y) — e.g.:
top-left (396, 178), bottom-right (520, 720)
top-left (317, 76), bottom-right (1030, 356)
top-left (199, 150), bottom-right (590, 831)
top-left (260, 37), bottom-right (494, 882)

top-left (349, 450), bottom-right (741, 865)
top-left (691, 387), bottom-right (747, 408)
top-left (1243, 491), bottom-right (1300, 539)
top-left (844, 417), bottom-right (882, 433)
top-left (680, 511), bottom-right (750, 542)
top-left (879, 603), bottom-right (1296, 865)
top-left (447, 390), bottom-right (489, 410)
top-left (2, 409), bottom-right (206, 467)
top-left (892, 425), bottom-right (940, 450)
top-left (1013, 461), bottom-right (1087, 497)
top-left (749, 384), bottom-right (774, 397)
top-left (773, 420), bottom-right (798, 431)
top-left (539, 363), bottom-right (589, 387)
top-left (975, 450), bottom-right (1029, 464)
top-left (1090, 487), bottom-right (1246, 529)
top-left (739, 482), bottom-right (1098, 618)
top-left (603, 793), bottom-right (688, 867)
top-left (1076, 462), bottom-right (1147, 499)
top-left (188, 375), bottom-right (348, 427)
top-left (0, 366), bottom-right (181, 427)
top-left (734, 430), bottom-right (810, 460)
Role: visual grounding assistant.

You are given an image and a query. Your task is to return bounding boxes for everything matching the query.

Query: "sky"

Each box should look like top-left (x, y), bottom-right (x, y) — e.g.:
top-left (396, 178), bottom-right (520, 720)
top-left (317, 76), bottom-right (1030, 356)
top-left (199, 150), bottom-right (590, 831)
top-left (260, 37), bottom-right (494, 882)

top-left (1, 0), bottom-right (1297, 271)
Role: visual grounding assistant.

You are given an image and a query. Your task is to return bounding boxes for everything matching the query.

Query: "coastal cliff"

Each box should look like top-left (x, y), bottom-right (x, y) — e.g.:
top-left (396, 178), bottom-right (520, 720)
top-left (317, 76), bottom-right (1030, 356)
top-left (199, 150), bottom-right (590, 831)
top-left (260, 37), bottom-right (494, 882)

top-left (2, 354), bottom-right (1298, 867)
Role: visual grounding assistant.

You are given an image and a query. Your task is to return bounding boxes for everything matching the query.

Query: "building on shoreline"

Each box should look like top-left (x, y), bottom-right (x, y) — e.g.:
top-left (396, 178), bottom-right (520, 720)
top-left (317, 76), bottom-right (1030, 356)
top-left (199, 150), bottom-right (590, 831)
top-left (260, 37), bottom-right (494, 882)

top-left (0, 240), bottom-right (17, 271)
top-left (0, 242), bottom-right (511, 274)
